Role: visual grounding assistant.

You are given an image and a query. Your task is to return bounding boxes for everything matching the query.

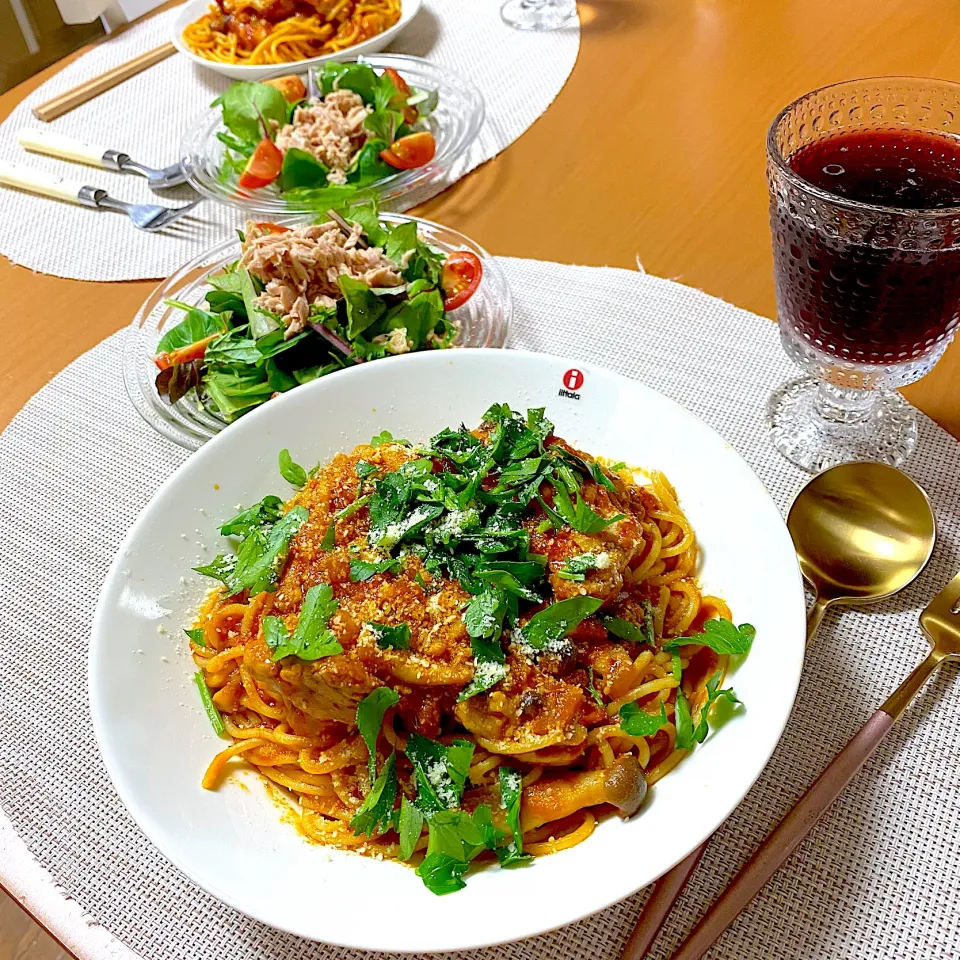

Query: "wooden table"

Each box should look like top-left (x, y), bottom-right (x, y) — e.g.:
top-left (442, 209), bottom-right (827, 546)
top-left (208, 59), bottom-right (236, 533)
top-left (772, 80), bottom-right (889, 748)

top-left (1, 0), bottom-right (960, 953)
top-left (3, 0), bottom-right (960, 437)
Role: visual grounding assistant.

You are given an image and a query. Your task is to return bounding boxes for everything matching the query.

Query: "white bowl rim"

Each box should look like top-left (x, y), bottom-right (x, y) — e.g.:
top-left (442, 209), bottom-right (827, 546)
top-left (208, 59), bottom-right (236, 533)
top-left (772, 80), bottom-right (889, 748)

top-left (90, 348), bottom-right (807, 952)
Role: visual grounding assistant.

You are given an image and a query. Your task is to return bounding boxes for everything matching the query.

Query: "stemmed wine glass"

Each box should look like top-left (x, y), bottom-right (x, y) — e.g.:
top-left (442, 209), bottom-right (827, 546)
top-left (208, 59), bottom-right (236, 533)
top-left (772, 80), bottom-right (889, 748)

top-left (766, 77), bottom-right (960, 472)
top-left (501, 0), bottom-right (577, 31)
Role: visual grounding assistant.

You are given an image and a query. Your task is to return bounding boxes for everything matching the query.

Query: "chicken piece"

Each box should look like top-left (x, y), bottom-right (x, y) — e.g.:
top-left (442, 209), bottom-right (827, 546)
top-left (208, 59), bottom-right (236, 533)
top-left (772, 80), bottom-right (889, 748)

top-left (520, 755), bottom-right (647, 831)
top-left (454, 654), bottom-right (586, 754)
top-left (579, 642), bottom-right (646, 700)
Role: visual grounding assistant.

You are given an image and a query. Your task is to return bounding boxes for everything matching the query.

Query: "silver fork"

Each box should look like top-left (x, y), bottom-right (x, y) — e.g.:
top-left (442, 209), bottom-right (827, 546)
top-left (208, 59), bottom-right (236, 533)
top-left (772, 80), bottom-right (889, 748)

top-left (0, 162), bottom-right (200, 232)
top-left (77, 185), bottom-right (200, 231)
top-left (18, 129), bottom-right (186, 189)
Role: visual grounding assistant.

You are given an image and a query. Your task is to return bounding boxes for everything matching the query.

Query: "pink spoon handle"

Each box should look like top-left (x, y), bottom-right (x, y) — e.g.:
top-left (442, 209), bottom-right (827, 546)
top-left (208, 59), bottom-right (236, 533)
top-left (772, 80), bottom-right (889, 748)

top-left (620, 844), bottom-right (709, 960)
top-left (667, 710), bottom-right (894, 960)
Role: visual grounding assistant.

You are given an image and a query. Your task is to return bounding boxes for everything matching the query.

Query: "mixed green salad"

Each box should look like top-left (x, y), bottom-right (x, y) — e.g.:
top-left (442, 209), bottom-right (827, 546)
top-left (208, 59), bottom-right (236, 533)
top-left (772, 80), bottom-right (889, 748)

top-left (152, 202), bottom-right (483, 422)
top-left (215, 60), bottom-right (439, 207)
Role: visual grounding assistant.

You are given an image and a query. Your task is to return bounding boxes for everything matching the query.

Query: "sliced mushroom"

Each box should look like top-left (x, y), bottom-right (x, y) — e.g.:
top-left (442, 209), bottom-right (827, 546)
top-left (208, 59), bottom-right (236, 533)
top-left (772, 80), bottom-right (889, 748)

top-left (520, 755), bottom-right (647, 832)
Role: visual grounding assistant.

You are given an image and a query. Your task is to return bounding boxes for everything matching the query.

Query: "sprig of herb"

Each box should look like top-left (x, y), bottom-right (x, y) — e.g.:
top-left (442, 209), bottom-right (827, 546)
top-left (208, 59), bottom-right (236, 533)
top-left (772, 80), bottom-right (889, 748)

top-left (675, 671), bottom-right (742, 749)
top-left (664, 619), bottom-right (756, 656)
top-left (262, 583), bottom-right (342, 660)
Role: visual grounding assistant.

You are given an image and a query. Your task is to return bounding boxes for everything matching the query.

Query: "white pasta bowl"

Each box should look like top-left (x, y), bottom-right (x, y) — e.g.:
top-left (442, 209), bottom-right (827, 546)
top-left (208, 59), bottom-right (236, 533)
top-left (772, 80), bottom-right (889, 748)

top-left (90, 349), bottom-right (806, 952)
top-left (172, 0), bottom-right (423, 81)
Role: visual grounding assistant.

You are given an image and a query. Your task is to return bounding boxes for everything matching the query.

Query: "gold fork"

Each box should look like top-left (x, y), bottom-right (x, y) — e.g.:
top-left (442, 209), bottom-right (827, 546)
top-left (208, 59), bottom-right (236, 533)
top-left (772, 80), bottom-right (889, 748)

top-left (666, 570), bottom-right (960, 960)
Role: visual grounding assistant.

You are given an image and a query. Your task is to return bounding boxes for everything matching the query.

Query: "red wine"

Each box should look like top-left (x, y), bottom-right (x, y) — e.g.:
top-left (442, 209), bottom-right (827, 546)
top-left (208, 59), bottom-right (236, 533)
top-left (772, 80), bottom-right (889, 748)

top-left (771, 129), bottom-right (960, 364)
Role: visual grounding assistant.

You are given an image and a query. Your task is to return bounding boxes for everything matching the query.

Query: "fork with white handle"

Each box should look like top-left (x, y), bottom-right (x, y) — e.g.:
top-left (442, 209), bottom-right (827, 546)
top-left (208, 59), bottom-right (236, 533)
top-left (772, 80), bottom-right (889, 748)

top-left (0, 162), bottom-right (199, 232)
top-left (18, 128), bottom-right (185, 189)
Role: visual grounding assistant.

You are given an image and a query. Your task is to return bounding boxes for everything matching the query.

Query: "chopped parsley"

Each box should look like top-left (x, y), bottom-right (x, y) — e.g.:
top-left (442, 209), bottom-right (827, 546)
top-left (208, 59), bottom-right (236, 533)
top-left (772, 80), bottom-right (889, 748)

top-left (675, 671), bottom-right (742, 749)
top-left (586, 666), bottom-right (604, 706)
top-left (406, 733), bottom-right (474, 813)
top-left (356, 687), bottom-right (400, 780)
top-left (367, 621), bottom-right (411, 650)
top-left (370, 429), bottom-right (405, 447)
top-left (517, 596), bottom-right (603, 652)
top-left (497, 766), bottom-right (530, 867)
top-left (350, 751), bottom-right (398, 838)
top-left (398, 796), bottom-right (424, 860)
top-left (218, 495), bottom-right (283, 537)
top-left (602, 601), bottom-right (654, 645)
top-left (333, 494), bottom-right (371, 520)
top-left (557, 552), bottom-right (602, 582)
top-left (320, 522), bottom-right (336, 551)
top-left (350, 557), bottom-right (402, 581)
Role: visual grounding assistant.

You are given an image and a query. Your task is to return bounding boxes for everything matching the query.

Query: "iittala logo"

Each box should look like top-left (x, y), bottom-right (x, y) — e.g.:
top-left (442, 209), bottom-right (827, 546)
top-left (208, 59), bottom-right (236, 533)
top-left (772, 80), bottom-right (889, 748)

top-left (558, 368), bottom-right (583, 400)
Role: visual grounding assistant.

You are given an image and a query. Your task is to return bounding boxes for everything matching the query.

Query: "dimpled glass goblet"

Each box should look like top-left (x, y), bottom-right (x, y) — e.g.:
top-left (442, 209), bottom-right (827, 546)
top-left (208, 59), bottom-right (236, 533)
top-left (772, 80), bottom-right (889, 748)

top-left (767, 77), bottom-right (960, 471)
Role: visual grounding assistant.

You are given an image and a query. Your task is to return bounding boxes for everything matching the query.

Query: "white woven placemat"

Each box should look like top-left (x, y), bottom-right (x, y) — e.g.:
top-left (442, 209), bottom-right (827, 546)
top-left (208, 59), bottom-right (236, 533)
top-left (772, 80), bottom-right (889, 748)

top-left (0, 1), bottom-right (578, 281)
top-left (1, 261), bottom-right (959, 960)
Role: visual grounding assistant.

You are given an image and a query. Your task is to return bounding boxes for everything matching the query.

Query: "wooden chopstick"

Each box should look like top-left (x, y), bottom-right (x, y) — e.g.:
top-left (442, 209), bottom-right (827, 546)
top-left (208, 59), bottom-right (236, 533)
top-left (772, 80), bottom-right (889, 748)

top-left (32, 41), bottom-right (176, 122)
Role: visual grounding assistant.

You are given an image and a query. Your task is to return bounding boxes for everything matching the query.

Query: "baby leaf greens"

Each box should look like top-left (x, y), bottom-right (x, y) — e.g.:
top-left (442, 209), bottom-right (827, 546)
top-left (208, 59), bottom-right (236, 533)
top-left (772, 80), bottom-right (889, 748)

top-left (213, 81), bottom-right (288, 147)
top-left (152, 203), bottom-right (459, 422)
top-left (366, 621), bottom-right (411, 650)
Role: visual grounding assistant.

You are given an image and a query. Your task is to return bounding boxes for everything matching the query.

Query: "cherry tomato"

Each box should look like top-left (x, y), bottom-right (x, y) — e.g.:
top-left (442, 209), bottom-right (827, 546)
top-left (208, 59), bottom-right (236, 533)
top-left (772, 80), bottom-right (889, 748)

top-left (238, 138), bottom-right (283, 190)
top-left (153, 335), bottom-right (219, 371)
top-left (380, 131), bottom-right (436, 170)
top-left (440, 250), bottom-right (483, 310)
top-left (383, 66), bottom-right (411, 98)
top-left (262, 74), bottom-right (307, 103)
top-left (383, 67), bottom-right (418, 124)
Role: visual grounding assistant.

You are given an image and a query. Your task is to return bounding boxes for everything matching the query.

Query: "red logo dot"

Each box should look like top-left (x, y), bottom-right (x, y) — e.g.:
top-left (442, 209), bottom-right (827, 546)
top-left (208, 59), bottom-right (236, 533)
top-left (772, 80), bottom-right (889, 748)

top-left (563, 368), bottom-right (584, 391)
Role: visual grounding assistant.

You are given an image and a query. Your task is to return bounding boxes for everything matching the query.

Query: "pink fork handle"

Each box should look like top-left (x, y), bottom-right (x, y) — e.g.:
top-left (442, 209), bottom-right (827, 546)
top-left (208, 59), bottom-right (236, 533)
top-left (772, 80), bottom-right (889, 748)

top-left (620, 843), bottom-right (709, 960)
top-left (666, 709), bottom-right (894, 960)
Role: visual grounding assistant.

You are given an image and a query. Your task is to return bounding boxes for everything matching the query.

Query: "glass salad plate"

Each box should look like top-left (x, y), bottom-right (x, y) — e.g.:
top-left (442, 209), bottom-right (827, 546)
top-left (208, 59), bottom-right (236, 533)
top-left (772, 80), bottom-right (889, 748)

top-left (180, 53), bottom-right (485, 216)
top-left (123, 212), bottom-right (512, 450)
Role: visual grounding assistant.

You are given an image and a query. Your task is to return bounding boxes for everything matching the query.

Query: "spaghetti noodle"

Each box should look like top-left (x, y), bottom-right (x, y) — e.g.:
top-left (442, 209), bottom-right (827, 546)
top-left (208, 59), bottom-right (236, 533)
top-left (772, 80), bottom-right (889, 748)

top-left (182, 0), bottom-right (402, 66)
top-left (188, 404), bottom-right (751, 893)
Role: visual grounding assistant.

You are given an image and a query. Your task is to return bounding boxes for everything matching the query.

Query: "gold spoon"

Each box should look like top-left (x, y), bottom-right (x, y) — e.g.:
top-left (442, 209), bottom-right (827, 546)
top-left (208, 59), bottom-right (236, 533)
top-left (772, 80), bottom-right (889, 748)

top-left (789, 461), bottom-right (936, 641)
top-left (620, 461), bottom-right (935, 960)
top-left (667, 571), bottom-right (960, 960)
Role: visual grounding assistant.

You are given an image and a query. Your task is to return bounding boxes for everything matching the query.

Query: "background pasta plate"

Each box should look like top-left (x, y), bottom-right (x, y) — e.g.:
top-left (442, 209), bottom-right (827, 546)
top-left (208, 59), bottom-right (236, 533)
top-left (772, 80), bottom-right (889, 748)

top-left (89, 349), bottom-right (806, 952)
top-left (172, 0), bottom-right (423, 81)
